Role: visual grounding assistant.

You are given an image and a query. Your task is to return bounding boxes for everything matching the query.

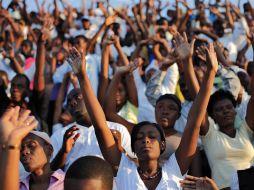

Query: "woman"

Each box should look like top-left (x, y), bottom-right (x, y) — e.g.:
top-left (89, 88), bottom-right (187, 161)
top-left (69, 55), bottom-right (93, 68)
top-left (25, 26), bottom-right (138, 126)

top-left (184, 38), bottom-right (254, 189)
top-left (66, 41), bottom-right (218, 189)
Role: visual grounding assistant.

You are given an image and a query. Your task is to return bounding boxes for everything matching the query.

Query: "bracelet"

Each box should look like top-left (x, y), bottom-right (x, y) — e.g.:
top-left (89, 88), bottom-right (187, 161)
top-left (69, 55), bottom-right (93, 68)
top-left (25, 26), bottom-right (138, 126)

top-left (1, 144), bottom-right (20, 150)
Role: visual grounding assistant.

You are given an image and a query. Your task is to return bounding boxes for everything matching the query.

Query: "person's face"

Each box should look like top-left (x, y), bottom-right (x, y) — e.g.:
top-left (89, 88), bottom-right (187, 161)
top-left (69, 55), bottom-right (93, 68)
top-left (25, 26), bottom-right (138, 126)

top-left (74, 38), bottom-right (87, 52)
top-left (20, 134), bottom-right (50, 173)
top-left (65, 179), bottom-right (105, 190)
top-left (82, 21), bottom-right (91, 30)
top-left (155, 99), bottom-right (180, 128)
top-left (116, 82), bottom-right (127, 107)
top-left (134, 125), bottom-right (163, 161)
top-left (212, 99), bottom-right (236, 128)
top-left (67, 90), bottom-right (87, 119)
top-left (56, 50), bottom-right (65, 62)
top-left (21, 43), bottom-right (32, 57)
top-left (10, 76), bottom-right (28, 102)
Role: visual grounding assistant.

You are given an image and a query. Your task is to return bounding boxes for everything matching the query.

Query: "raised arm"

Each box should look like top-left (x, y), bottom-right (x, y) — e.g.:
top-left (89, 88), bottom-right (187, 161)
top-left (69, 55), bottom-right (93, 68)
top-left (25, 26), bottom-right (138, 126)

top-left (98, 39), bottom-right (111, 105)
top-left (34, 17), bottom-right (52, 91)
top-left (86, 15), bottom-right (115, 53)
top-left (67, 47), bottom-right (121, 169)
top-left (0, 107), bottom-right (37, 190)
top-left (175, 43), bottom-right (218, 175)
top-left (114, 36), bottom-right (138, 107)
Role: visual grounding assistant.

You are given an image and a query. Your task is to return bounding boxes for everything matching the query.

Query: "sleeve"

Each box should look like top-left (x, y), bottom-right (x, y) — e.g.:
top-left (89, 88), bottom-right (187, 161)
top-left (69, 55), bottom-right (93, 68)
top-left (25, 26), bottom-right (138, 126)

top-left (145, 70), bottom-right (167, 107)
top-left (231, 172), bottom-right (239, 190)
top-left (161, 63), bottom-right (179, 95)
top-left (200, 117), bottom-right (216, 142)
top-left (164, 153), bottom-right (185, 178)
top-left (241, 120), bottom-right (254, 140)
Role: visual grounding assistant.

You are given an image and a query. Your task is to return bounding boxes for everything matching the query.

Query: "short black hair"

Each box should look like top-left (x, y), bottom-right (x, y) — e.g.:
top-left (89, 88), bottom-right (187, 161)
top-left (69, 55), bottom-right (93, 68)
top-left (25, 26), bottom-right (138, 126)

top-left (131, 121), bottom-right (166, 154)
top-left (156, 94), bottom-right (182, 113)
top-left (74, 35), bottom-right (89, 43)
top-left (64, 156), bottom-right (114, 190)
top-left (21, 39), bottom-right (33, 49)
top-left (12, 73), bottom-right (30, 90)
top-left (207, 90), bottom-right (237, 117)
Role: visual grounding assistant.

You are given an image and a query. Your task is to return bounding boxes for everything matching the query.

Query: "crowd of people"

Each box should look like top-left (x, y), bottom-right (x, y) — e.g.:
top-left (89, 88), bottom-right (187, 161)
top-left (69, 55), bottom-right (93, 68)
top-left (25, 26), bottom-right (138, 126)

top-left (0, 0), bottom-right (254, 189)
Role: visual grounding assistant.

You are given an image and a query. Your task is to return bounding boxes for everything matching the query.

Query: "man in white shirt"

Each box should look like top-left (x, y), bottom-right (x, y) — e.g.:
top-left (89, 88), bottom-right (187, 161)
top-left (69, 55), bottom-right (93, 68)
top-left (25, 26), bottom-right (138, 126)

top-left (50, 88), bottom-right (133, 171)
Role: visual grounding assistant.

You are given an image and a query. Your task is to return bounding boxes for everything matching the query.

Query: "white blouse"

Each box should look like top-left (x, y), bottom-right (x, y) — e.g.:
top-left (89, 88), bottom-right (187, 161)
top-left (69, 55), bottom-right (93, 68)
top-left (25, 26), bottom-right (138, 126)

top-left (115, 153), bottom-right (184, 190)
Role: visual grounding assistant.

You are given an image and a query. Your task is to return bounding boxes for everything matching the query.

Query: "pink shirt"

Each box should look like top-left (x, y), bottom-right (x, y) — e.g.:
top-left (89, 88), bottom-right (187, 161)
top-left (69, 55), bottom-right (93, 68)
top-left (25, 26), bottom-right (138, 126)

top-left (20, 169), bottom-right (65, 190)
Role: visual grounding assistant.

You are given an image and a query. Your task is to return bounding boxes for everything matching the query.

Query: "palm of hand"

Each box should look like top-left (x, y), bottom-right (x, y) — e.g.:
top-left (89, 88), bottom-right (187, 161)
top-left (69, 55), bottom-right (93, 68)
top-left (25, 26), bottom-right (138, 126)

top-left (175, 43), bottom-right (191, 60)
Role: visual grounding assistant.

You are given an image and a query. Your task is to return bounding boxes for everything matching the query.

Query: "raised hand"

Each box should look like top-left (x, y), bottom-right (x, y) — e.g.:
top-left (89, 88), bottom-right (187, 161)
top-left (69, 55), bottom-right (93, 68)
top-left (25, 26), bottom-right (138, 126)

top-left (39, 15), bottom-right (54, 42)
top-left (205, 43), bottom-right (218, 73)
top-left (61, 125), bottom-right (80, 153)
top-left (115, 58), bottom-right (139, 75)
top-left (173, 32), bottom-right (192, 60)
top-left (195, 45), bottom-right (207, 62)
top-left (180, 175), bottom-right (219, 190)
top-left (0, 107), bottom-right (38, 145)
top-left (66, 47), bottom-right (86, 75)
top-left (105, 15), bottom-right (116, 26)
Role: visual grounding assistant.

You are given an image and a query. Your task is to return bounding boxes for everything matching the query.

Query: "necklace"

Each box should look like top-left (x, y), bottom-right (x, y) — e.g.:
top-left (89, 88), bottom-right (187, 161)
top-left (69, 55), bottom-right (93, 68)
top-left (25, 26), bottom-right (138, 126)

top-left (138, 167), bottom-right (162, 180)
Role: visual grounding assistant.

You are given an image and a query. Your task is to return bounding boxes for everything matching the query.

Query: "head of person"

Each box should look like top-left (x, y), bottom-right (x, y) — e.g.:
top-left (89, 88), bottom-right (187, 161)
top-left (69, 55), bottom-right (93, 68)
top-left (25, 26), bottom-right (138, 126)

top-left (20, 131), bottom-right (53, 173)
top-left (20, 39), bottom-right (34, 58)
top-left (74, 35), bottom-right (88, 52)
top-left (207, 90), bottom-right (237, 128)
top-left (64, 156), bottom-right (114, 190)
top-left (131, 121), bottom-right (166, 161)
top-left (56, 47), bottom-right (67, 63)
top-left (213, 19), bottom-right (225, 38)
top-left (10, 74), bottom-right (30, 102)
top-left (82, 18), bottom-right (91, 30)
top-left (155, 94), bottom-right (181, 129)
top-left (66, 88), bottom-right (90, 124)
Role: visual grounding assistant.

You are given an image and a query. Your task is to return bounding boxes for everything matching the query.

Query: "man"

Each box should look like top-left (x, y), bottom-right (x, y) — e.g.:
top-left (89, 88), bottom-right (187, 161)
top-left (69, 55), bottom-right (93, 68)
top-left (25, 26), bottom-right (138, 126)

top-left (50, 88), bottom-right (133, 171)
top-left (20, 131), bottom-right (65, 190)
top-left (64, 156), bottom-right (114, 190)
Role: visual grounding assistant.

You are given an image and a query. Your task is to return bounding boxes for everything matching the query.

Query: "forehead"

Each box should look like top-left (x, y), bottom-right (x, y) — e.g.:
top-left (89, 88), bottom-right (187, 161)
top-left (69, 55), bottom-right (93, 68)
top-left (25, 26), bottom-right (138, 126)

top-left (213, 98), bottom-right (234, 109)
top-left (22, 133), bottom-right (44, 145)
top-left (11, 76), bottom-right (26, 85)
top-left (156, 98), bottom-right (178, 106)
top-left (137, 124), bottom-right (161, 135)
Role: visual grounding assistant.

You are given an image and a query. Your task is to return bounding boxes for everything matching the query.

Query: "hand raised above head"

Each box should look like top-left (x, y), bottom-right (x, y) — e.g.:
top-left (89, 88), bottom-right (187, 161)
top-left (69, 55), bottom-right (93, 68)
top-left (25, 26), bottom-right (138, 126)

top-left (173, 32), bottom-right (192, 60)
top-left (66, 47), bottom-right (86, 75)
top-left (0, 107), bottom-right (38, 145)
top-left (205, 43), bottom-right (218, 73)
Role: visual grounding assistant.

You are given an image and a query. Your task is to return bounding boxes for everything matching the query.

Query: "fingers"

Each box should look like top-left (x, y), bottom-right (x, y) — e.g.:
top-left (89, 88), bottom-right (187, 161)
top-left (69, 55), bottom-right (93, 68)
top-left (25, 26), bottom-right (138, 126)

top-left (18, 109), bottom-right (31, 125)
top-left (10, 106), bottom-right (20, 125)
top-left (1, 107), bottom-right (16, 122)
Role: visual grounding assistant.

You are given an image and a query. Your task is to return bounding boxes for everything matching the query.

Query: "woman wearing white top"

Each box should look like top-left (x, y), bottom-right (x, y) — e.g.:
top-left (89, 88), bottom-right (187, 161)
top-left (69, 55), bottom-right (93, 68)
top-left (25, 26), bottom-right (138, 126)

top-left (66, 34), bottom-right (218, 190)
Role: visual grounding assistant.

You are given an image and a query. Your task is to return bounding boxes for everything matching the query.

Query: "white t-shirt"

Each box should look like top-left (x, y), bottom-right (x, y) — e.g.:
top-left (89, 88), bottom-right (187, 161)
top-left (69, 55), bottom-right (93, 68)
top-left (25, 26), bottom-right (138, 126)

top-left (116, 153), bottom-right (184, 190)
top-left (51, 121), bottom-right (133, 171)
top-left (133, 69), bottom-right (156, 122)
top-left (201, 118), bottom-right (254, 189)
